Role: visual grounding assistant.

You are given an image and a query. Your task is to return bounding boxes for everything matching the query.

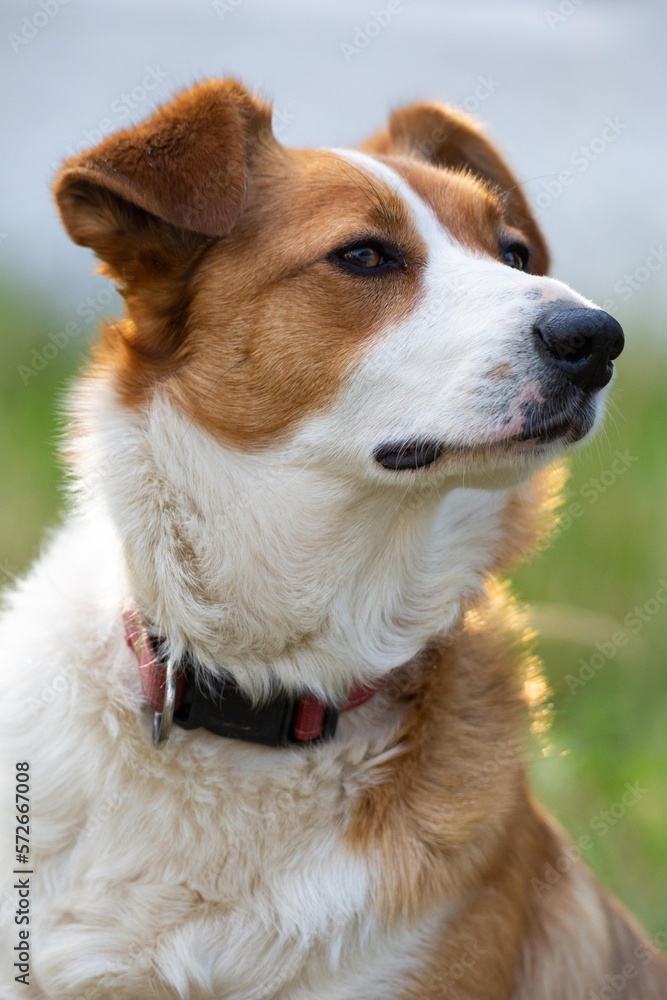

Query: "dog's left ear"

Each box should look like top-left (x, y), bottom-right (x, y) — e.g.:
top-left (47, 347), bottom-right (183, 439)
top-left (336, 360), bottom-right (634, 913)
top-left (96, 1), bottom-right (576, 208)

top-left (53, 79), bottom-right (276, 356)
top-left (362, 102), bottom-right (549, 275)
top-left (54, 79), bottom-right (274, 253)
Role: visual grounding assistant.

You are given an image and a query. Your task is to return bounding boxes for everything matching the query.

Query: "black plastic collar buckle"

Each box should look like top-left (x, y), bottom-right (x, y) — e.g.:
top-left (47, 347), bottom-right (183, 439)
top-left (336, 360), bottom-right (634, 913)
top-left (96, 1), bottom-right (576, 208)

top-left (173, 667), bottom-right (339, 748)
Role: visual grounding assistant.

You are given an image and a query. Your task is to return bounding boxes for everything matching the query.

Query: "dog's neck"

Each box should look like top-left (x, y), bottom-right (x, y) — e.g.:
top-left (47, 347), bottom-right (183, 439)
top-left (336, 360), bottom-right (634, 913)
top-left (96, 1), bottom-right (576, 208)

top-left (72, 377), bottom-right (515, 701)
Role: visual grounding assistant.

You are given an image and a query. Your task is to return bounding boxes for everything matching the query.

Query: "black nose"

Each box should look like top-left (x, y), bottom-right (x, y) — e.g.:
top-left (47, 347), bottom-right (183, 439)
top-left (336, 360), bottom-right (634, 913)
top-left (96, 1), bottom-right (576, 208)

top-left (533, 303), bottom-right (624, 391)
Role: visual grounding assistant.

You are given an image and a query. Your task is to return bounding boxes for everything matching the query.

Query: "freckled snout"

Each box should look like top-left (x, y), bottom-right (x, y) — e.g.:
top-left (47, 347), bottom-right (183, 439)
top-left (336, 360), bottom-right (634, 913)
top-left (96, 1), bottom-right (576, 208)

top-left (532, 303), bottom-right (624, 392)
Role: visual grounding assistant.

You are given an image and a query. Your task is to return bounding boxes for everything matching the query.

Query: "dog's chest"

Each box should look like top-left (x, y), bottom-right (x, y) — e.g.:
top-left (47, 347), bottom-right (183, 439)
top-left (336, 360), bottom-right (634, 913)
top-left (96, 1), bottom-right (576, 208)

top-left (0, 518), bottom-right (436, 998)
top-left (35, 728), bottom-right (400, 999)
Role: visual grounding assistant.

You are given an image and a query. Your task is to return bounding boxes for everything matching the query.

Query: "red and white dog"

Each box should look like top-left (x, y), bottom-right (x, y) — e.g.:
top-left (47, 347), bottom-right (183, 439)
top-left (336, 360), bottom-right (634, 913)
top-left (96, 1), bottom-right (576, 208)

top-left (1, 80), bottom-right (664, 999)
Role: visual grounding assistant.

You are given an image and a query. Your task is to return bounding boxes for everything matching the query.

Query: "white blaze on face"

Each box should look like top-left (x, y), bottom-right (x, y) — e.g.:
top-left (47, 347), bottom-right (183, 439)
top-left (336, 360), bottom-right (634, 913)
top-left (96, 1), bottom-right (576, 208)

top-left (302, 150), bottom-right (604, 480)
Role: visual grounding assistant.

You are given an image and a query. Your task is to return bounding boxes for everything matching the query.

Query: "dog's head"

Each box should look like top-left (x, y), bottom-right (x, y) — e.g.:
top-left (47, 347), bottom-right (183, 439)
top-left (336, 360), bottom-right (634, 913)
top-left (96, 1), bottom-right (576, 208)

top-left (53, 80), bottom-right (623, 692)
top-left (54, 80), bottom-right (623, 485)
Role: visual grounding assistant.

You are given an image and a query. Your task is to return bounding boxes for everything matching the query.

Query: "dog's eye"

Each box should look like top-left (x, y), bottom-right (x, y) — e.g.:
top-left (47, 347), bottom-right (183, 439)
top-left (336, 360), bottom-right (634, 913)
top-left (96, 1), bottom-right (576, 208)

top-left (502, 243), bottom-right (530, 271)
top-left (343, 246), bottom-right (384, 268)
top-left (332, 240), bottom-right (405, 275)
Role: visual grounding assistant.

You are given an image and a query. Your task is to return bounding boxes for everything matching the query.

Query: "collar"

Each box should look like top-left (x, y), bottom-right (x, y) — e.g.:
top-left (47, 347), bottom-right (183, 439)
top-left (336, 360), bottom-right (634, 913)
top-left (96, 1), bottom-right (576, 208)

top-left (123, 610), bottom-right (386, 748)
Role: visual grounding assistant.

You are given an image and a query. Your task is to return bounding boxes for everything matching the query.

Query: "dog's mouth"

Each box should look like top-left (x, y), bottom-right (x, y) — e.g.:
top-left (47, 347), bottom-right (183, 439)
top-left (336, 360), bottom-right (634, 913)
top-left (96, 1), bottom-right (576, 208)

top-left (374, 410), bottom-right (593, 472)
top-left (511, 411), bottom-right (589, 446)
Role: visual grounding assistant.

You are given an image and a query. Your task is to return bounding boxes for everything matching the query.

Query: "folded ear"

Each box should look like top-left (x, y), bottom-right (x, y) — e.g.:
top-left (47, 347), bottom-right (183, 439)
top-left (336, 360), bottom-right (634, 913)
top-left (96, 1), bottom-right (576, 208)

top-left (362, 102), bottom-right (549, 275)
top-left (53, 79), bottom-right (274, 281)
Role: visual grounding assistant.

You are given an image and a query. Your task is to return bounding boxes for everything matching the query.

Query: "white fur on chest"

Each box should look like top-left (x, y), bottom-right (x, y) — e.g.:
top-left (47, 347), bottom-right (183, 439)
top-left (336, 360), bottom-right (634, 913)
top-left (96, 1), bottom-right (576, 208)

top-left (33, 738), bottom-right (374, 1000)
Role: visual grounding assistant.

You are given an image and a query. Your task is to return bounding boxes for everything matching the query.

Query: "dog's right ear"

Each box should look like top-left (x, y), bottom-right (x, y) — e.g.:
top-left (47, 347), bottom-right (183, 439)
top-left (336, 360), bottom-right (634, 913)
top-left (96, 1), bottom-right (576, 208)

top-left (53, 79), bottom-right (275, 284)
top-left (362, 102), bottom-right (549, 275)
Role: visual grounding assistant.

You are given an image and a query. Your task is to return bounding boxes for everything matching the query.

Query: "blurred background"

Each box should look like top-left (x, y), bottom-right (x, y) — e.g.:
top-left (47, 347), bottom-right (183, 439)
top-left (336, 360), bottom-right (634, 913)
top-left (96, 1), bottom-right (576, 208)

top-left (1, 0), bottom-right (665, 937)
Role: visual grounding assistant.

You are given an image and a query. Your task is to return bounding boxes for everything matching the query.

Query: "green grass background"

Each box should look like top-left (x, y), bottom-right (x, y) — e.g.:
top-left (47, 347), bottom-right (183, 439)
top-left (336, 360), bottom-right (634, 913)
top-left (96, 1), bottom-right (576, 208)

top-left (1, 286), bottom-right (665, 939)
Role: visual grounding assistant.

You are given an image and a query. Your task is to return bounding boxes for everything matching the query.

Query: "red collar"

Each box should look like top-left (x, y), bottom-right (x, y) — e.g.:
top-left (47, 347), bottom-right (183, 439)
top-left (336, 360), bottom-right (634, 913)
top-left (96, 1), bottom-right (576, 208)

top-left (124, 610), bottom-right (385, 747)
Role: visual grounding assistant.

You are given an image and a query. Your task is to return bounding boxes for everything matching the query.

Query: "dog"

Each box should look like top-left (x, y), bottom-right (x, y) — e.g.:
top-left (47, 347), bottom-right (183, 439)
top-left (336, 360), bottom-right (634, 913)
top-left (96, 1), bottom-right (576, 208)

top-left (1, 78), bottom-right (665, 1000)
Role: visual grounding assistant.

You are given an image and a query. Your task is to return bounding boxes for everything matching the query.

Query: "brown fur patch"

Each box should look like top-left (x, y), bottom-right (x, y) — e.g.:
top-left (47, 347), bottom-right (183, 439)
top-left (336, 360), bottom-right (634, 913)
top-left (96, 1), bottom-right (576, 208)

top-left (348, 584), bottom-right (667, 997)
top-left (379, 154), bottom-right (505, 259)
top-left (345, 583), bottom-right (536, 920)
top-left (55, 80), bottom-right (275, 367)
top-left (90, 146), bottom-right (427, 446)
top-left (362, 101), bottom-right (549, 275)
top-left (159, 148), bottom-right (426, 446)
top-left (54, 79), bottom-right (272, 242)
